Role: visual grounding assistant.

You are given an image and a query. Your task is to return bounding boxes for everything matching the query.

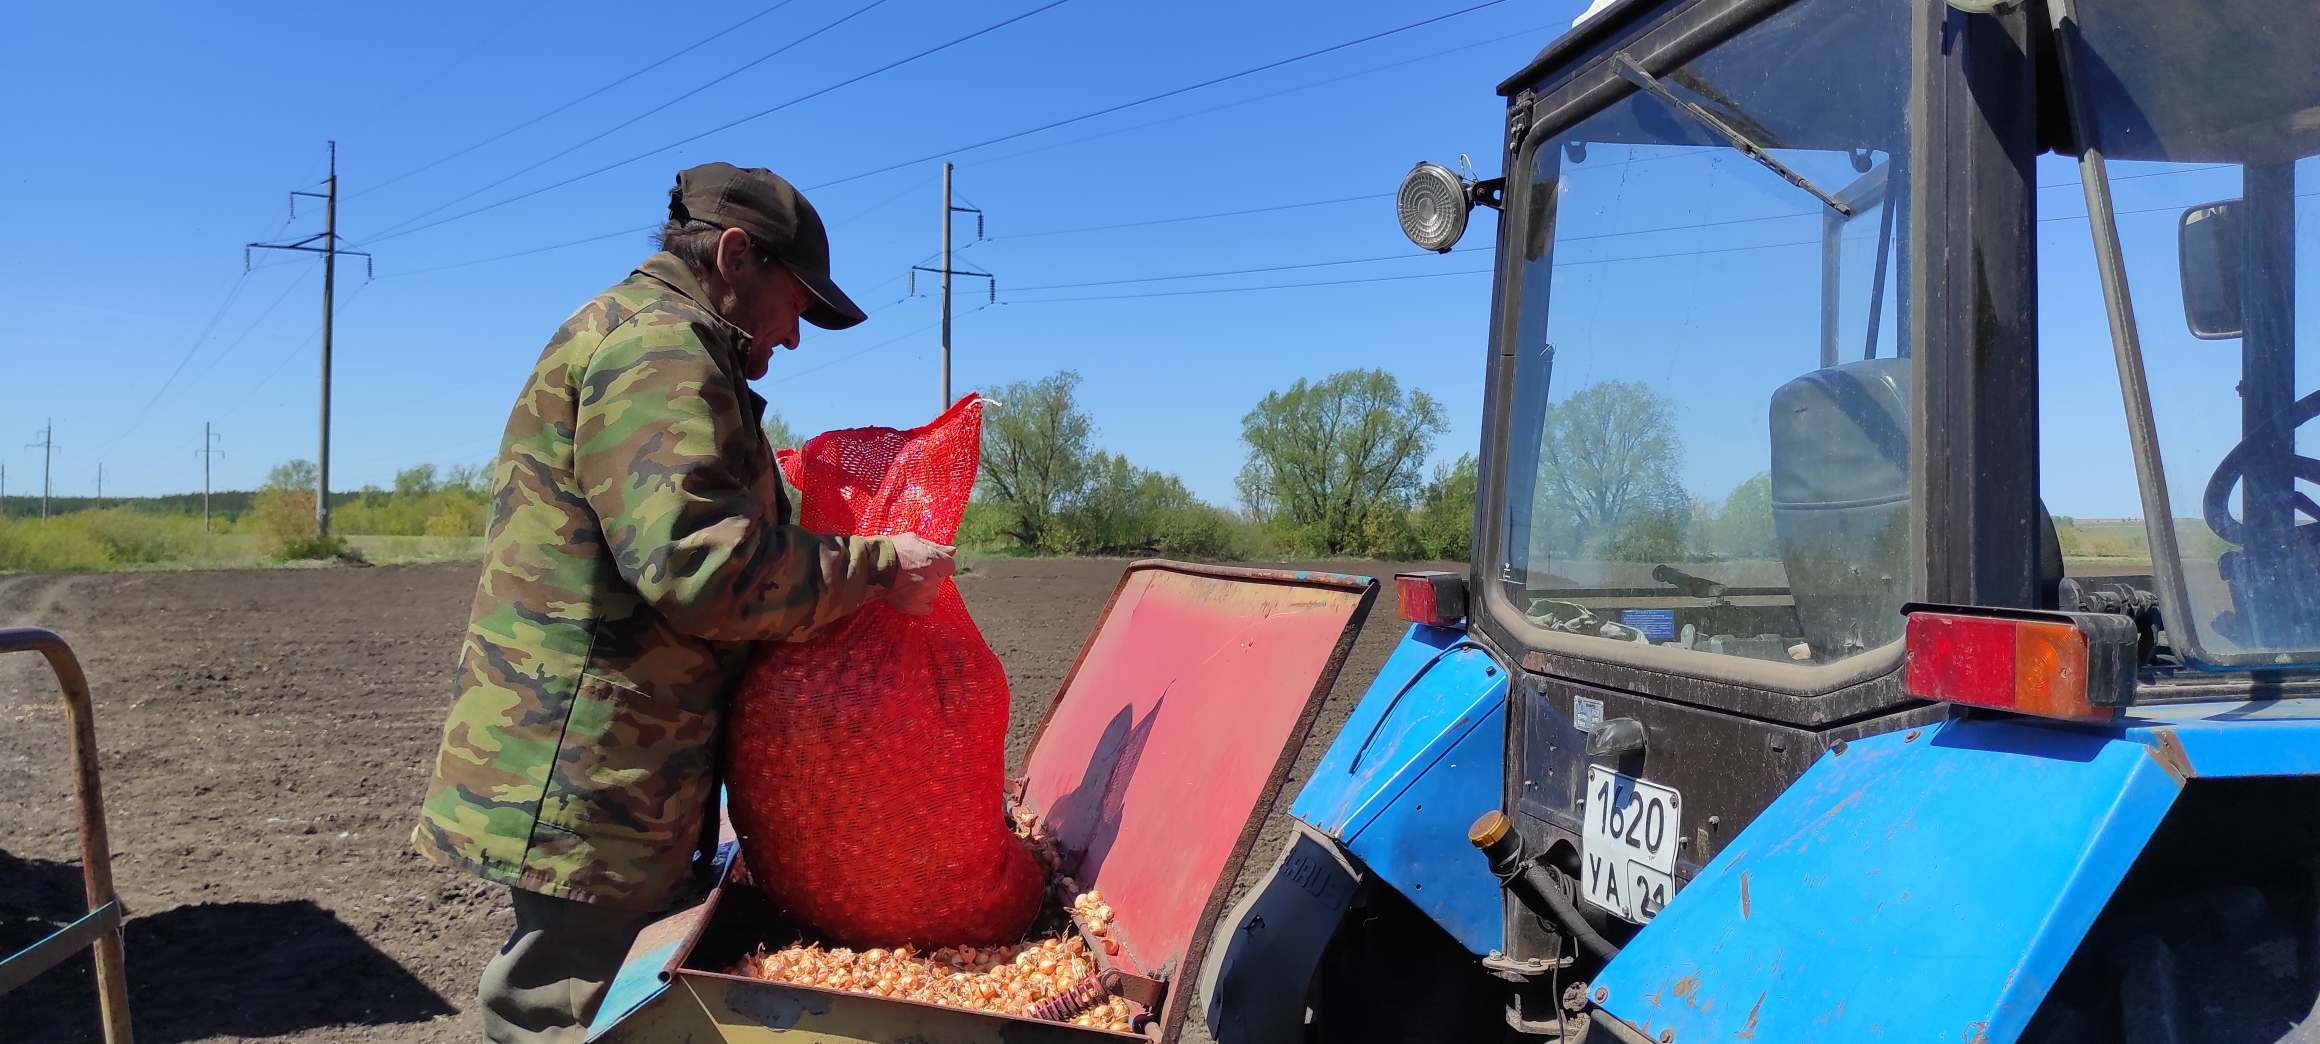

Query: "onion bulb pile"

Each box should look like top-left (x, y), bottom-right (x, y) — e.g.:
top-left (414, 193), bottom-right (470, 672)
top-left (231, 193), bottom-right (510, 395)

top-left (728, 930), bottom-right (1135, 1031)
top-left (728, 806), bottom-right (1141, 1032)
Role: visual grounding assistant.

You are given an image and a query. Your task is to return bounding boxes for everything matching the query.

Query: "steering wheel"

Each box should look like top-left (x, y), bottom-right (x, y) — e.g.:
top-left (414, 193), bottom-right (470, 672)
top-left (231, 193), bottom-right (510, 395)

top-left (2203, 388), bottom-right (2320, 547)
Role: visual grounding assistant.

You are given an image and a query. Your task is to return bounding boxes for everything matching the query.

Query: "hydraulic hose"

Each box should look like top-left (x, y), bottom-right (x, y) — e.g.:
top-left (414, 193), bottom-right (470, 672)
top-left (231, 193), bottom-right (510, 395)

top-left (1469, 810), bottom-right (1621, 963)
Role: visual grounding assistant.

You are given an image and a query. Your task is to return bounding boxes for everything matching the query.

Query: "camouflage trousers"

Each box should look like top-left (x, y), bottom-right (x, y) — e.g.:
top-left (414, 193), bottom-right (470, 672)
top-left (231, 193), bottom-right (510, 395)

top-left (479, 888), bottom-right (657, 1043)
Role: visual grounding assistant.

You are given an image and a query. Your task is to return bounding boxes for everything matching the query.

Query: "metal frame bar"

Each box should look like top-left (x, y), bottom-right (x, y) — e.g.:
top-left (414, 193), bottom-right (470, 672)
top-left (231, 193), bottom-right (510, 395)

top-left (1475, 0), bottom-right (1985, 709)
top-left (0, 626), bottom-right (131, 1044)
top-left (1910, 0), bottom-right (2045, 612)
top-left (2042, 0), bottom-right (2205, 666)
top-left (1822, 163), bottom-right (1896, 369)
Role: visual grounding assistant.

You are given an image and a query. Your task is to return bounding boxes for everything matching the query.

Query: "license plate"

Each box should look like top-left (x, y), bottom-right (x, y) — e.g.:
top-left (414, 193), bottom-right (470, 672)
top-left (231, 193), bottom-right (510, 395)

top-left (1581, 765), bottom-right (1681, 922)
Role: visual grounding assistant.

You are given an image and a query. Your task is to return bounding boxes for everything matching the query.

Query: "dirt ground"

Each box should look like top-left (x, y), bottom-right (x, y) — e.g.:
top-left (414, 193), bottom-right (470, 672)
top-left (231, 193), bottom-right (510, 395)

top-left (0, 556), bottom-right (1424, 1043)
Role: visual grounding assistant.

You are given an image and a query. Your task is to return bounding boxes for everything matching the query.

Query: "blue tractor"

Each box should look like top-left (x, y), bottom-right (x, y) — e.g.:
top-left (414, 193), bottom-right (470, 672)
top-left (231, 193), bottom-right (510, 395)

top-left (1200, 0), bottom-right (2320, 1040)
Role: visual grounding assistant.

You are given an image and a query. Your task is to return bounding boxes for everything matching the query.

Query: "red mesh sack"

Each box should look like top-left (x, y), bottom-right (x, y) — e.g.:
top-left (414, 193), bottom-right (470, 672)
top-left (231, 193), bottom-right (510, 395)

top-left (724, 394), bottom-right (1041, 948)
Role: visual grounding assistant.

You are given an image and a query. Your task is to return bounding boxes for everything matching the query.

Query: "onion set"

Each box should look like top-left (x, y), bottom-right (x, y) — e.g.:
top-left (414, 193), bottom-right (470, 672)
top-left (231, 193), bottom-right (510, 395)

top-left (727, 807), bottom-right (1142, 1033)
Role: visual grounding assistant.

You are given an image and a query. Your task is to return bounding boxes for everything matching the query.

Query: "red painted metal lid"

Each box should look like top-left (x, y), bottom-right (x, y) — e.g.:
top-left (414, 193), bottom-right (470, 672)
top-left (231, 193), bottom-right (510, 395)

top-left (1017, 562), bottom-right (1377, 1038)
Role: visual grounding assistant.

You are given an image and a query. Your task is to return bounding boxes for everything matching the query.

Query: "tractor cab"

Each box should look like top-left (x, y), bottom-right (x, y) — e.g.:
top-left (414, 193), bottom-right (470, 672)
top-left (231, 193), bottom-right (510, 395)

top-left (1203, 0), bottom-right (2320, 1040)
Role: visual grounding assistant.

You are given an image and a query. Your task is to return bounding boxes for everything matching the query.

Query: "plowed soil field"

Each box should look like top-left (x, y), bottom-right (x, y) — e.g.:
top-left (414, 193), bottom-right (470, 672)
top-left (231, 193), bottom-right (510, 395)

top-left (0, 557), bottom-right (1427, 1043)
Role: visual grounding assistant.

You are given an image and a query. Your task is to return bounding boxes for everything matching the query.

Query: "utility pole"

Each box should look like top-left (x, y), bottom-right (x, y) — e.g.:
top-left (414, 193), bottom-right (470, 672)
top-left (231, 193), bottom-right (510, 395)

top-left (198, 423), bottom-right (224, 534)
top-left (95, 463), bottom-right (103, 510)
top-left (248, 142), bottom-right (370, 537)
top-left (27, 420), bottom-right (55, 521)
top-left (942, 162), bottom-right (953, 409)
top-left (908, 164), bottom-right (991, 411)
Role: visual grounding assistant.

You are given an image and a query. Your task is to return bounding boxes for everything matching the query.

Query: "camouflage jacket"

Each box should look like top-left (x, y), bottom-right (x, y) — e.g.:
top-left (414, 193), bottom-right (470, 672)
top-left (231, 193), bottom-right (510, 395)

top-left (412, 253), bottom-right (900, 911)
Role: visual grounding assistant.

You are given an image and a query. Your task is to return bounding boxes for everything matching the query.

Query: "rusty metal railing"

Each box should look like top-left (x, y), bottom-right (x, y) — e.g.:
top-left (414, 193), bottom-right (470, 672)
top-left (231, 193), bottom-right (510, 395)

top-left (0, 626), bottom-right (132, 1043)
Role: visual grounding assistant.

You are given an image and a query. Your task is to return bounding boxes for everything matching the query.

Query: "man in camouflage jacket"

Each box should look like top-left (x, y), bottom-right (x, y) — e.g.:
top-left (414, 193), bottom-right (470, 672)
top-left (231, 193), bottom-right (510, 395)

top-left (412, 163), bottom-right (952, 1044)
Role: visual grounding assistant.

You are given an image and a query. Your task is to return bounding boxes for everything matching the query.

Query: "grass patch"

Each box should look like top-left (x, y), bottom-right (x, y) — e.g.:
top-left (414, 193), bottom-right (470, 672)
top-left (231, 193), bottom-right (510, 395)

top-left (271, 533), bottom-right (370, 565)
top-left (345, 535), bottom-right (486, 565)
top-left (0, 510), bottom-right (216, 572)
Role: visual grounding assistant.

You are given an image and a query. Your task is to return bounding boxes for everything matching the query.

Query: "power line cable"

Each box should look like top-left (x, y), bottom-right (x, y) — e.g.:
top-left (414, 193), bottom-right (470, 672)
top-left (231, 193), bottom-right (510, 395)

top-left (769, 303), bottom-right (998, 386)
top-left (217, 280), bottom-right (376, 423)
top-left (999, 193), bottom-right (1392, 239)
top-left (1009, 246), bottom-right (1485, 292)
top-left (90, 186), bottom-right (312, 459)
top-left (955, 20), bottom-right (1556, 178)
top-left (170, 269), bottom-right (318, 405)
top-left (2034, 164), bottom-right (2232, 191)
top-left (348, 0), bottom-right (555, 138)
top-left (381, 224), bottom-right (658, 278)
top-left (1011, 265), bottom-right (1493, 303)
top-left (354, 17), bottom-right (1542, 277)
top-left (355, 0), bottom-right (803, 199)
top-left (1007, 231), bottom-right (1847, 304)
top-left (101, 269), bottom-right (255, 451)
top-left (375, 170), bottom-right (944, 279)
top-left (359, 0), bottom-right (895, 242)
top-left (359, 0), bottom-right (1073, 246)
top-left (771, 319), bottom-right (941, 386)
top-left (999, 204), bottom-right (1824, 294)
top-left (805, 0), bottom-right (1513, 192)
top-left (830, 171), bottom-right (945, 230)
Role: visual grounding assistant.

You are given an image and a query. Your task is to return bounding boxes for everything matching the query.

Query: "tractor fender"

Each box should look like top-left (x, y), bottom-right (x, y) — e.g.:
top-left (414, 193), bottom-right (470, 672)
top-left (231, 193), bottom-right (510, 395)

top-left (1590, 701), bottom-right (2320, 1043)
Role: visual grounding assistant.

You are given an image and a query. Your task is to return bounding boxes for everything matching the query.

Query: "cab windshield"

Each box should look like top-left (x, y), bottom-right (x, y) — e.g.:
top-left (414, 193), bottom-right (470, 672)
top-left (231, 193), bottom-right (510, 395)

top-left (1499, 0), bottom-right (1910, 667)
top-left (2065, 0), bottom-right (2320, 667)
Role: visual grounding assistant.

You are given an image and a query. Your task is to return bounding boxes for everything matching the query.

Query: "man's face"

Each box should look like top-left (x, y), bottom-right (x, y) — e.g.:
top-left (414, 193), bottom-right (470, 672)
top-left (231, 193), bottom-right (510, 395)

top-left (709, 227), bottom-right (814, 380)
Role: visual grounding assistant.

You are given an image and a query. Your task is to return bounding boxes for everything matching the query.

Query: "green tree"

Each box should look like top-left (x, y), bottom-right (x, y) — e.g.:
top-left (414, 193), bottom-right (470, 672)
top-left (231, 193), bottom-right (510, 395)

top-left (1705, 472), bottom-right (1775, 559)
top-left (1062, 452), bottom-right (1168, 555)
top-left (267, 459), bottom-right (317, 492)
top-left (1535, 380), bottom-right (1686, 560)
top-left (253, 458), bottom-right (361, 561)
top-left (394, 464), bottom-right (439, 498)
top-left (763, 411), bottom-right (802, 452)
top-left (1237, 369), bottom-right (1446, 556)
top-left (1411, 453), bottom-right (1479, 560)
top-left (979, 372), bottom-right (1095, 552)
top-left (445, 462), bottom-right (489, 496)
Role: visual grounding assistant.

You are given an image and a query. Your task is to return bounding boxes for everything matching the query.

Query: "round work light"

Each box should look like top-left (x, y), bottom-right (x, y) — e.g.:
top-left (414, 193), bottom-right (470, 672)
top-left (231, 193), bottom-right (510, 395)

top-left (1397, 161), bottom-right (1471, 253)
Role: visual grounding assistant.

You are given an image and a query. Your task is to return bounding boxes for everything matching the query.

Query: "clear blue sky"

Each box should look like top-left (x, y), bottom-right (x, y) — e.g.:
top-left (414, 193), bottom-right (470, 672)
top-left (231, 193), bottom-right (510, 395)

top-left (7, 0), bottom-right (2287, 525)
top-left (1, 0), bottom-right (1576, 503)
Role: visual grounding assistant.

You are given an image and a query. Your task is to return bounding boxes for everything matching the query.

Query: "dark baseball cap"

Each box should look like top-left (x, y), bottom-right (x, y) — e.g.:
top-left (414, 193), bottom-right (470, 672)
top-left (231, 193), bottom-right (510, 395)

top-left (669, 162), bottom-right (868, 330)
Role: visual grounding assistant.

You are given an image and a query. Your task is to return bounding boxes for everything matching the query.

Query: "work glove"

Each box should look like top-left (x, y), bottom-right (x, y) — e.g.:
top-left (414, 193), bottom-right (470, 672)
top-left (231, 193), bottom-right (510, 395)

top-left (882, 533), bottom-right (957, 616)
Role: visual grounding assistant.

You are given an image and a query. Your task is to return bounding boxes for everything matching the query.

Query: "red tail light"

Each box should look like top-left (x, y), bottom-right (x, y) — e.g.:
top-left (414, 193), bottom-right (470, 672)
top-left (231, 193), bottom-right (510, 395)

top-left (1903, 605), bottom-right (2138, 721)
top-left (1395, 572), bottom-right (1467, 627)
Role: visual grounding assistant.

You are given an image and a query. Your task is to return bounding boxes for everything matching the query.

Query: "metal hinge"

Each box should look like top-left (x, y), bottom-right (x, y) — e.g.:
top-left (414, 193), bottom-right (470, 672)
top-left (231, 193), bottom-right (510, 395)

top-left (1508, 90), bottom-right (1538, 154)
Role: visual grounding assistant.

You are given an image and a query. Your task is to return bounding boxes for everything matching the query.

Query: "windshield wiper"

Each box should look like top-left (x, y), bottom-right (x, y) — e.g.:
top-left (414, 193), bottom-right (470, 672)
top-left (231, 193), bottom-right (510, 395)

top-left (1610, 52), bottom-right (1855, 217)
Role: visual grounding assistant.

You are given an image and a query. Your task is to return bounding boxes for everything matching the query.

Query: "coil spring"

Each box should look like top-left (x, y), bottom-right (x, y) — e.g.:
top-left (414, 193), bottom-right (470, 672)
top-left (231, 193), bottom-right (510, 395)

top-left (1027, 973), bottom-right (1108, 1022)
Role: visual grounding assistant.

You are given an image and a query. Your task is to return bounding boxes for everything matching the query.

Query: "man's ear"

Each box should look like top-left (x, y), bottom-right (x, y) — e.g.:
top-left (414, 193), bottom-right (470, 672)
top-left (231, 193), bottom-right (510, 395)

top-left (714, 227), bottom-right (754, 282)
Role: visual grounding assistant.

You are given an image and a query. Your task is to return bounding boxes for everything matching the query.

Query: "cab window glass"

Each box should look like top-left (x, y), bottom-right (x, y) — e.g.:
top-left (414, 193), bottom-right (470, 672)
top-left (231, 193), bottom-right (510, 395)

top-left (1500, 0), bottom-right (1911, 666)
top-left (2061, 0), bottom-right (2320, 666)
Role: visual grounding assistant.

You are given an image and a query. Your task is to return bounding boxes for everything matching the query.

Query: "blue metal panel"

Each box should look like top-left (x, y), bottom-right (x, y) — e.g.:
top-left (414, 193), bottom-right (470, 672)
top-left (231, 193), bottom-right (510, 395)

top-left (1341, 699), bottom-right (1507, 954)
top-left (587, 935), bottom-right (679, 1041)
top-left (1593, 715), bottom-right (2184, 1044)
top-left (2122, 698), bottom-right (2320, 777)
top-left (1289, 625), bottom-right (1507, 955)
top-left (589, 833), bottom-right (740, 1040)
top-left (1292, 625), bottom-right (1482, 837)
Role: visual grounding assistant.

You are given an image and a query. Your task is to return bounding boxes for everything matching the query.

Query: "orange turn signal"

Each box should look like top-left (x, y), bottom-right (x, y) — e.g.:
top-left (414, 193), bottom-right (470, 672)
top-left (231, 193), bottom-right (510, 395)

top-left (1902, 605), bottom-right (2138, 721)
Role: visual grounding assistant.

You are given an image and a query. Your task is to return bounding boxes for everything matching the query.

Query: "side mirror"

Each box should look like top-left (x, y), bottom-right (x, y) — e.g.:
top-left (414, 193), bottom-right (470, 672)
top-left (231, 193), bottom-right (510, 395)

top-left (2179, 199), bottom-right (2244, 339)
